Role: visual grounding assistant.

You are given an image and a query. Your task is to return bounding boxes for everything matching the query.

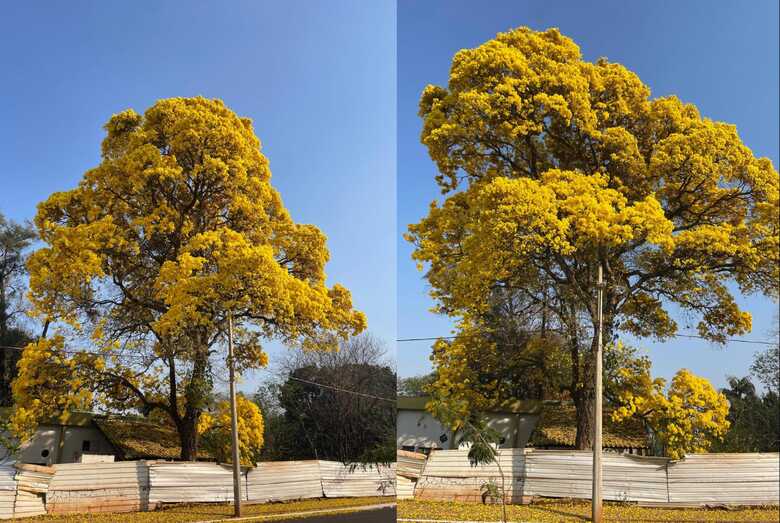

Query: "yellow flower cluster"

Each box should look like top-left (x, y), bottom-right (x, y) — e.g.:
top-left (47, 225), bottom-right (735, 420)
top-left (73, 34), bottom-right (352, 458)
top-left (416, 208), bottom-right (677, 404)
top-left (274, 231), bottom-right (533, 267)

top-left (10, 336), bottom-right (98, 440)
top-left (198, 394), bottom-right (265, 466)
top-left (611, 366), bottom-right (730, 459)
top-left (409, 169), bottom-right (674, 314)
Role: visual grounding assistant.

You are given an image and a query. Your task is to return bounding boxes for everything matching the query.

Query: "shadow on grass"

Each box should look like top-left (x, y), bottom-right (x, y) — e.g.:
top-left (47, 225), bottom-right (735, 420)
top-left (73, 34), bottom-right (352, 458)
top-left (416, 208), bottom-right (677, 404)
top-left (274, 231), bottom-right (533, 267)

top-left (526, 504), bottom-right (590, 521)
top-left (527, 504), bottom-right (780, 523)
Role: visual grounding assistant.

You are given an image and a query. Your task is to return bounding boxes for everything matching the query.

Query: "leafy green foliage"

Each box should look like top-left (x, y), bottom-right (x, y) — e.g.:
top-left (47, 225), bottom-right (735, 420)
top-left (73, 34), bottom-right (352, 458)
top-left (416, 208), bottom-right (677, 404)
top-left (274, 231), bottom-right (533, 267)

top-left (714, 376), bottom-right (779, 453)
top-left (397, 373), bottom-right (437, 397)
top-left (0, 212), bottom-right (36, 408)
top-left (274, 362), bottom-right (395, 464)
top-left (257, 334), bottom-right (395, 465)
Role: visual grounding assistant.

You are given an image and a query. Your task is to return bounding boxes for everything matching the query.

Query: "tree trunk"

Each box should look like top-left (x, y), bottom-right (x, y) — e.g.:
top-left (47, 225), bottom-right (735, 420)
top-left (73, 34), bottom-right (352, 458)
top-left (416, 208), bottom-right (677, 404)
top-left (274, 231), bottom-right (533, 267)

top-left (178, 415), bottom-right (199, 461)
top-left (179, 334), bottom-right (211, 461)
top-left (574, 385), bottom-right (595, 450)
top-left (573, 334), bottom-right (597, 450)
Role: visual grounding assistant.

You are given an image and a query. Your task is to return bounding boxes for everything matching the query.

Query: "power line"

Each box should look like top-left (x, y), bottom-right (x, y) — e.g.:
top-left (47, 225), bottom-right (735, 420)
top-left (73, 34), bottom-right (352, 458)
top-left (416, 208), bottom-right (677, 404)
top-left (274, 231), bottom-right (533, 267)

top-left (0, 343), bottom-right (397, 402)
top-left (258, 368), bottom-right (395, 403)
top-left (396, 333), bottom-right (777, 346)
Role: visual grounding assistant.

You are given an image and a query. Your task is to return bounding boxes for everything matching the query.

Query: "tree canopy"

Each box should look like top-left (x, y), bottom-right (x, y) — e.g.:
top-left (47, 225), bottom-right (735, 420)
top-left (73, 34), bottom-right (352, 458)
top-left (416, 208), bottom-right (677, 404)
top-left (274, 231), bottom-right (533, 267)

top-left (397, 373), bottom-right (437, 397)
top-left (407, 27), bottom-right (779, 448)
top-left (0, 213), bottom-right (36, 407)
top-left (198, 393), bottom-right (264, 466)
top-left (270, 334), bottom-right (395, 463)
top-left (611, 366), bottom-right (730, 458)
top-left (714, 376), bottom-right (779, 453)
top-left (11, 97), bottom-right (366, 459)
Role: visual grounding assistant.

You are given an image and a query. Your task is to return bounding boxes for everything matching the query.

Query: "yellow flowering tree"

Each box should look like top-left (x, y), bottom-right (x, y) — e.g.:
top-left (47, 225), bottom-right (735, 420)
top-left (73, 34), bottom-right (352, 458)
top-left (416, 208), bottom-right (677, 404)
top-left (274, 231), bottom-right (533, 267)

top-left (408, 27), bottom-right (778, 448)
top-left (427, 318), bottom-right (571, 423)
top-left (13, 97), bottom-right (366, 459)
top-left (198, 394), bottom-right (264, 466)
top-left (611, 367), bottom-right (730, 459)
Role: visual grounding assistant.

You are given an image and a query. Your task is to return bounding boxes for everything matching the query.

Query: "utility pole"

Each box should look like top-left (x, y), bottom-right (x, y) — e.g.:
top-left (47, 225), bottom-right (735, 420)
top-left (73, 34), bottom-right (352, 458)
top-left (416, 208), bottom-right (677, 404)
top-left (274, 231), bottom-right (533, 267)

top-left (592, 264), bottom-right (604, 523)
top-left (227, 311), bottom-right (242, 517)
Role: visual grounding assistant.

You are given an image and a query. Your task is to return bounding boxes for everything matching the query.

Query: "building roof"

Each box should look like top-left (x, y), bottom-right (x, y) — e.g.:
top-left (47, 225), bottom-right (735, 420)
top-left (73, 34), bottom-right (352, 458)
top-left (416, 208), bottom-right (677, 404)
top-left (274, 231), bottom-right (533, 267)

top-left (528, 402), bottom-right (649, 449)
top-left (0, 408), bottom-right (94, 427)
top-left (396, 396), bottom-right (430, 411)
top-left (94, 418), bottom-right (213, 461)
top-left (2, 409), bottom-right (214, 461)
top-left (397, 396), bottom-right (542, 415)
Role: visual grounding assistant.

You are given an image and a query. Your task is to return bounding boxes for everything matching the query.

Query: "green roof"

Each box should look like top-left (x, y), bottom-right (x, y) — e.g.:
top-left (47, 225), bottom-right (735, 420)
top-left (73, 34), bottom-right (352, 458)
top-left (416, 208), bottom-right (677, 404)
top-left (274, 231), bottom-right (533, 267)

top-left (528, 402), bottom-right (649, 449)
top-left (397, 396), bottom-right (430, 411)
top-left (95, 418), bottom-right (214, 461)
top-left (0, 408), bottom-right (95, 427)
top-left (2, 408), bottom-right (214, 460)
top-left (397, 396), bottom-right (542, 415)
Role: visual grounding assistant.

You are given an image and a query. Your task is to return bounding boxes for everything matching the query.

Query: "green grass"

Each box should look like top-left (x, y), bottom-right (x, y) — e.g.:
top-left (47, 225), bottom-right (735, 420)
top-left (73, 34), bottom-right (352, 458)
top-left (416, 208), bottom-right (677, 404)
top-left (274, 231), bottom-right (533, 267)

top-left (398, 499), bottom-right (780, 522)
top-left (15, 496), bottom-right (391, 522)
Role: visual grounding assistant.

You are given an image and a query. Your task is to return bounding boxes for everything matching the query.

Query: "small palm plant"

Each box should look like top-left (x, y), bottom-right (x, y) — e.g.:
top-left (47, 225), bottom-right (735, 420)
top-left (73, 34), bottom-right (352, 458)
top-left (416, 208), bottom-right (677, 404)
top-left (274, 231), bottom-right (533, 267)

top-left (458, 415), bottom-right (508, 523)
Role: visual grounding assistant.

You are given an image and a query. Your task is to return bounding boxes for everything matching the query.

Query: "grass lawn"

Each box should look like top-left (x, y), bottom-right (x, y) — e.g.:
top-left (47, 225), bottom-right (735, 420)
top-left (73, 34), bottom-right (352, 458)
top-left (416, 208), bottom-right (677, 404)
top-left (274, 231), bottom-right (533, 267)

top-left (14, 496), bottom-right (391, 522)
top-left (397, 499), bottom-right (780, 522)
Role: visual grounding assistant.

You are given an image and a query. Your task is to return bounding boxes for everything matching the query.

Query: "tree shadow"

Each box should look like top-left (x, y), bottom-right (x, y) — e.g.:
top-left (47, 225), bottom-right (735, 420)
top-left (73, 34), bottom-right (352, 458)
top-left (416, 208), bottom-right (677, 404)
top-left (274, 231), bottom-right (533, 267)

top-left (528, 505), bottom-right (590, 521)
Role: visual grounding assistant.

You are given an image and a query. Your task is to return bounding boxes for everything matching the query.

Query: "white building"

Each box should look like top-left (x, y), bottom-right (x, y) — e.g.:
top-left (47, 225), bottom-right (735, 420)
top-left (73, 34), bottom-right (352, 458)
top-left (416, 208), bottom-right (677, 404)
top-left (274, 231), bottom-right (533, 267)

top-left (397, 396), bottom-right (542, 454)
top-left (1, 412), bottom-right (114, 465)
top-left (1, 411), bottom-right (208, 464)
top-left (397, 397), bottom-right (651, 455)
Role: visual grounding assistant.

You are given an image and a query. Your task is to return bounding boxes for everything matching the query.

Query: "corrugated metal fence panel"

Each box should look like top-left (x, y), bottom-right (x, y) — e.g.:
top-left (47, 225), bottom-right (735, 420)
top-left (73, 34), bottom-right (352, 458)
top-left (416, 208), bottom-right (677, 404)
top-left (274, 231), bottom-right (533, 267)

top-left (47, 461), bottom-right (150, 514)
top-left (397, 450), bottom-right (427, 479)
top-left (667, 453), bottom-right (780, 506)
top-left (12, 490), bottom-right (47, 518)
top-left (14, 464), bottom-right (54, 494)
top-left (420, 449), bottom-right (526, 478)
top-left (319, 461), bottom-right (395, 498)
top-left (396, 475), bottom-right (416, 500)
top-left (246, 460), bottom-right (323, 503)
top-left (0, 461), bottom-right (16, 520)
top-left (148, 462), bottom-right (238, 504)
top-left (523, 450), bottom-right (668, 503)
top-left (414, 449), bottom-right (526, 503)
top-left (12, 464), bottom-right (54, 518)
top-left (380, 463), bottom-right (396, 497)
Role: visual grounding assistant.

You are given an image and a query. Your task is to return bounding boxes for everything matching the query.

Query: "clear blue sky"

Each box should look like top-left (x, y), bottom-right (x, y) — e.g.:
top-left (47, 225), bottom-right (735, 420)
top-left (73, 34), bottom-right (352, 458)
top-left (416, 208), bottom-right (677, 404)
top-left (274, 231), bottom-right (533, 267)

top-left (0, 1), bottom-right (396, 394)
top-left (397, 0), bottom-right (779, 389)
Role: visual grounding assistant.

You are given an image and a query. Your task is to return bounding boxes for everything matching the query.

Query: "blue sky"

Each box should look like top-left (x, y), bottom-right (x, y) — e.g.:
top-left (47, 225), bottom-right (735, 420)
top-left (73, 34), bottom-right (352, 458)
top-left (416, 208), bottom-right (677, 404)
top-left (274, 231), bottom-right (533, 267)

top-left (397, 0), bottom-right (779, 389)
top-left (0, 1), bottom-right (396, 394)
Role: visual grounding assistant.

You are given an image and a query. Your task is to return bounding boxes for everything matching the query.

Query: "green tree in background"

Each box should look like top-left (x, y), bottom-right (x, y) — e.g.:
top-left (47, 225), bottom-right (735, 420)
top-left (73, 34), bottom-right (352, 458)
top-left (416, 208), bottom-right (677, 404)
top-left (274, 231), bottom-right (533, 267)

top-left (261, 334), bottom-right (396, 464)
top-left (715, 376), bottom-right (779, 453)
top-left (0, 213), bottom-right (36, 406)
top-left (397, 373), bottom-right (436, 397)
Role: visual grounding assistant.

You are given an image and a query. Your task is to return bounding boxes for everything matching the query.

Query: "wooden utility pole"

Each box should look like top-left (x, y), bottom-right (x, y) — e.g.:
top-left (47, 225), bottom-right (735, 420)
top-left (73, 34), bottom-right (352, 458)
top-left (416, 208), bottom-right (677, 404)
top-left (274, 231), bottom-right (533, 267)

top-left (227, 312), bottom-right (242, 517)
top-left (592, 264), bottom-right (604, 522)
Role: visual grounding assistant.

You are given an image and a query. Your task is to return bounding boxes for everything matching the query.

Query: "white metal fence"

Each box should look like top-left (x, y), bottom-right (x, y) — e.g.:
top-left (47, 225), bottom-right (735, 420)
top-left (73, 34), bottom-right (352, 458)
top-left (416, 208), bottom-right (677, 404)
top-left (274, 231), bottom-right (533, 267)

top-left (47, 460), bottom-right (150, 514)
top-left (148, 461), bottom-right (236, 504)
top-left (665, 453), bottom-right (780, 506)
top-left (0, 458), bottom-right (396, 519)
top-left (319, 461), bottom-right (395, 498)
top-left (411, 449), bottom-right (780, 506)
top-left (396, 450), bottom-right (427, 500)
top-left (0, 461), bottom-right (16, 520)
top-left (414, 448), bottom-right (527, 503)
top-left (246, 460), bottom-right (323, 503)
top-left (2, 450), bottom-right (776, 518)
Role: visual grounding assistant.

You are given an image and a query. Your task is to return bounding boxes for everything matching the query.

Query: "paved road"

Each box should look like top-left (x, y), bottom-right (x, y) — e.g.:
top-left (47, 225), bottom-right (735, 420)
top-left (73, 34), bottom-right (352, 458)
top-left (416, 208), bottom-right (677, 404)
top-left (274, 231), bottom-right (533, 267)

top-left (280, 505), bottom-right (396, 523)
